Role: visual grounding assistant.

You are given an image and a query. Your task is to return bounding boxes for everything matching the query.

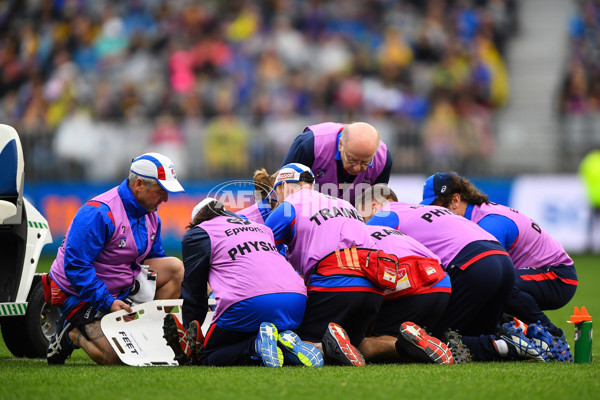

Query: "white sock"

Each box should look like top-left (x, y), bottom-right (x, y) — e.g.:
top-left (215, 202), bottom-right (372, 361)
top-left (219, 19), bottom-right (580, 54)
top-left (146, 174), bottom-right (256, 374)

top-left (494, 339), bottom-right (509, 356)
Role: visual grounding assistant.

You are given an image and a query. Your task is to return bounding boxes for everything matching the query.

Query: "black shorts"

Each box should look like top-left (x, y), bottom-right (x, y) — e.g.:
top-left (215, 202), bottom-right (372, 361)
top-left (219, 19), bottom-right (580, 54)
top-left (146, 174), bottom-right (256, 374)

top-left (434, 253), bottom-right (515, 336)
top-left (64, 301), bottom-right (108, 340)
top-left (371, 292), bottom-right (451, 337)
top-left (200, 323), bottom-right (261, 366)
top-left (296, 290), bottom-right (383, 347)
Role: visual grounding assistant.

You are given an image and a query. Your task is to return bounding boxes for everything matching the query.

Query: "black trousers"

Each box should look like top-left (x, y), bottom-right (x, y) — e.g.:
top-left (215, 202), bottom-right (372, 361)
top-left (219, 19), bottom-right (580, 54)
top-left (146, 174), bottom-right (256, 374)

top-left (432, 254), bottom-right (515, 337)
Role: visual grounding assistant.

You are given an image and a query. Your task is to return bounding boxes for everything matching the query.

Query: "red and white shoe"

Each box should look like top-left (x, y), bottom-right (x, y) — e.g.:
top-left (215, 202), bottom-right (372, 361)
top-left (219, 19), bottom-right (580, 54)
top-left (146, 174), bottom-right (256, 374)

top-left (187, 319), bottom-right (205, 365)
top-left (322, 322), bottom-right (366, 366)
top-left (396, 321), bottom-right (454, 365)
top-left (163, 313), bottom-right (192, 365)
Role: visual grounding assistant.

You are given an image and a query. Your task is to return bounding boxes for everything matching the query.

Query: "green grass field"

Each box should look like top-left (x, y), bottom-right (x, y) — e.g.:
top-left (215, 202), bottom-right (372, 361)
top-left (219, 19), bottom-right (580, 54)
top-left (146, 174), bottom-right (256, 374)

top-left (1, 255), bottom-right (599, 400)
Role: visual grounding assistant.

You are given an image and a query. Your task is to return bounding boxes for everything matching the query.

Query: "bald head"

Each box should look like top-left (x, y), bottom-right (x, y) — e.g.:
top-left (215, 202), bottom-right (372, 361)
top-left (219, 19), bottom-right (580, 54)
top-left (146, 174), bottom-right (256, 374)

top-left (339, 122), bottom-right (380, 175)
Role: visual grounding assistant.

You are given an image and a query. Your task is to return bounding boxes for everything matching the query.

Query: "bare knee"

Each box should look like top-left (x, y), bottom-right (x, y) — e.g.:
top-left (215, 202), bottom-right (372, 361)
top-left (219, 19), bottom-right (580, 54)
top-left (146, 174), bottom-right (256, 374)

top-left (146, 257), bottom-right (184, 299)
top-left (160, 257), bottom-right (184, 292)
top-left (170, 257), bottom-right (184, 285)
top-left (147, 257), bottom-right (184, 284)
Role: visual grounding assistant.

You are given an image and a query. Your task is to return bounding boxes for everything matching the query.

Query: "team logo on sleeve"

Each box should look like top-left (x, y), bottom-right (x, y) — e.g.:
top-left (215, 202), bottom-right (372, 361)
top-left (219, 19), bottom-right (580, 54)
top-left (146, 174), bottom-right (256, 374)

top-left (151, 233), bottom-right (156, 241)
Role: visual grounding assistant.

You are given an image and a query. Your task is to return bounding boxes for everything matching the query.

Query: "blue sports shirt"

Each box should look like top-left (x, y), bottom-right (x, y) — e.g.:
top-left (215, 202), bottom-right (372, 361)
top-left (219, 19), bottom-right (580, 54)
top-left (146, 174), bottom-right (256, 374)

top-left (62, 179), bottom-right (166, 307)
top-left (464, 204), bottom-right (519, 250)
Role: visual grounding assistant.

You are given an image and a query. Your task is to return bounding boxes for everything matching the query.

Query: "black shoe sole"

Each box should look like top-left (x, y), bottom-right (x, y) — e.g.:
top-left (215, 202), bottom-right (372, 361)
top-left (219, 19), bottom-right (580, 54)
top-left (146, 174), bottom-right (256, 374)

top-left (162, 314), bottom-right (188, 365)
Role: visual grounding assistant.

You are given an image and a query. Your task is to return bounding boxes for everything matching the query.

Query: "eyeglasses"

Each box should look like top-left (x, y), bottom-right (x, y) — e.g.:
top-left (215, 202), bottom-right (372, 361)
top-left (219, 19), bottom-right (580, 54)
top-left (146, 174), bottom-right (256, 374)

top-left (341, 148), bottom-right (374, 168)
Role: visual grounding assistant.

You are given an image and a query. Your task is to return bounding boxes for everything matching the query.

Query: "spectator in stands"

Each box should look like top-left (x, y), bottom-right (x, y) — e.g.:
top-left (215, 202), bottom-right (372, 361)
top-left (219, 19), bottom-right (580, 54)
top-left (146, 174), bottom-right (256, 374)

top-left (0, 0), bottom-right (517, 180)
top-left (203, 92), bottom-right (250, 177)
top-left (421, 94), bottom-right (460, 171)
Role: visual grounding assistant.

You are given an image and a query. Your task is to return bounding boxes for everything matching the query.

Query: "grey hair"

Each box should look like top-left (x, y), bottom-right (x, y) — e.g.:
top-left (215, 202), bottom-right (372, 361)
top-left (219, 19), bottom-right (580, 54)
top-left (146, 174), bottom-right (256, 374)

top-left (128, 171), bottom-right (158, 187)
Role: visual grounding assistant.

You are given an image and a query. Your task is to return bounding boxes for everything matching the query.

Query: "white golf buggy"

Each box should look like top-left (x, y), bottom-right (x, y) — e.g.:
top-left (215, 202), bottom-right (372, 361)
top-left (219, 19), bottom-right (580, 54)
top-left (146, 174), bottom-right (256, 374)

top-left (0, 124), bottom-right (55, 357)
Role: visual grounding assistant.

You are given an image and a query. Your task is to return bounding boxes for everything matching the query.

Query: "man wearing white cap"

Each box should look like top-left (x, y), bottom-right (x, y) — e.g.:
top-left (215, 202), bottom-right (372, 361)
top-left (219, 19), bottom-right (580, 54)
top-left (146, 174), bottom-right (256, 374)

top-left (46, 152), bottom-right (185, 365)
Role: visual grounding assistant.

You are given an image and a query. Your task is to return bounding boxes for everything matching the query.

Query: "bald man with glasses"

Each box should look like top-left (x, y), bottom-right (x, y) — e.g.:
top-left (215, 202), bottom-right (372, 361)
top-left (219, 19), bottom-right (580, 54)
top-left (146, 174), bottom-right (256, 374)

top-left (281, 122), bottom-right (393, 205)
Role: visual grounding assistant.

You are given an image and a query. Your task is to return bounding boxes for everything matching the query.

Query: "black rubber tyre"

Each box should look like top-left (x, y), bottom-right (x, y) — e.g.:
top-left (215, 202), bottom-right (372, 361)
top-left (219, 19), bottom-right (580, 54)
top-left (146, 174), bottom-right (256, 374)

top-left (1, 277), bottom-right (60, 358)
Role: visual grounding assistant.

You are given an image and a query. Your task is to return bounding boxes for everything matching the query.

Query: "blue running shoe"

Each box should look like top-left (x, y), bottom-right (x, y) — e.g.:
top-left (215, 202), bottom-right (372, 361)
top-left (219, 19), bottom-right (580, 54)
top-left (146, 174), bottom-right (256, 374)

top-left (527, 322), bottom-right (573, 362)
top-left (256, 322), bottom-right (283, 367)
top-left (47, 316), bottom-right (75, 365)
top-left (554, 329), bottom-right (574, 362)
top-left (499, 322), bottom-right (547, 362)
top-left (278, 330), bottom-right (324, 367)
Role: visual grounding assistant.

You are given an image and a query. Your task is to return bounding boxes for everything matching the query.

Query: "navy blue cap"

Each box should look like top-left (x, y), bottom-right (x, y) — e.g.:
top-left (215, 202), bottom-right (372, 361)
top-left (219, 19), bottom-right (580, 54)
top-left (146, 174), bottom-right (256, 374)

top-left (420, 172), bottom-right (456, 205)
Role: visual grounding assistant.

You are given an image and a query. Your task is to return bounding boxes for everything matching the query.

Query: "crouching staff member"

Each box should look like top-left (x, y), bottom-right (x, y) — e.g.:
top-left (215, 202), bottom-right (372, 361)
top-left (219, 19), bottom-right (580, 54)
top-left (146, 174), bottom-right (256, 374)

top-left (359, 185), bottom-right (548, 364)
top-left (164, 198), bottom-right (322, 367)
top-left (421, 172), bottom-right (575, 362)
top-left (359, 224), bottom-right (453, 363)
top-left (46, 153), bottom-right (186, 365)
top-left (264, 163), bottom-right (451, 366)
top-left (358, 184), bottom-right (515, 340)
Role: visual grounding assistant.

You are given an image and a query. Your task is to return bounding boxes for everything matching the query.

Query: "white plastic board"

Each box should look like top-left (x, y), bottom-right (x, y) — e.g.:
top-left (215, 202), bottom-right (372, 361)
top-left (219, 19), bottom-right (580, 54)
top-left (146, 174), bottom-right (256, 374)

top-left (100, 299), bottom-right (183, 366)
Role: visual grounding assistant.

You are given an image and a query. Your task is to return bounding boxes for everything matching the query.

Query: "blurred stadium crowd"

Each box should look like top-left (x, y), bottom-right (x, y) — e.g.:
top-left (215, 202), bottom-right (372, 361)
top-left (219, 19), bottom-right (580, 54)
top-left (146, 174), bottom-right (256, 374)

top-left (0, 0), bottom-right (521, 181)
top-left (559, 0), bottom-right (600, 168)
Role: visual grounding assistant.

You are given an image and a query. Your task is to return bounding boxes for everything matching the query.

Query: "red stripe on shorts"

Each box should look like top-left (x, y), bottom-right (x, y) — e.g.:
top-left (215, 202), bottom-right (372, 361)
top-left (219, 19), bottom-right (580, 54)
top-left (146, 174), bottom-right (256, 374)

top-left (520, 271), bottom-right (578, 286)
top-left (459, 250), bottom-right (510, 270)
top-left (203, 322), bottom-right (217, 346)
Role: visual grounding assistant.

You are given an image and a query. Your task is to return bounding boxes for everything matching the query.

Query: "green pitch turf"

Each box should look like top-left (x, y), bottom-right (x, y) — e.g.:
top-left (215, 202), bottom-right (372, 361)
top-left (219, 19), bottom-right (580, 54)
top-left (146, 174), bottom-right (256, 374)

top-left (1, 255), bottom-right (599, 400)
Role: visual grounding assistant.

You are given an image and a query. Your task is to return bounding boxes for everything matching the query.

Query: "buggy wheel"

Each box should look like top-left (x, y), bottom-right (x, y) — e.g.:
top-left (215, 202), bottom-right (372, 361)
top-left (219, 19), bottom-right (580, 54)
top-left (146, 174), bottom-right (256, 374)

top-left (1, 277), bottom-right (60, 358)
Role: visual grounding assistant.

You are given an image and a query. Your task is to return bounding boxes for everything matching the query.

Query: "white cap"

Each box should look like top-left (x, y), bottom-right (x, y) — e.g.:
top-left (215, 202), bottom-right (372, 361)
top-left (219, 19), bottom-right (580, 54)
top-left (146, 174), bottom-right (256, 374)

top-left (191, 197), bottom-right (218, 220)
top-left (273, 163), bottom-right (314, 186)
top-left (130, 153), bottom-right (185, 193)
top-left (266, 163), bottom-right (315, 200)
